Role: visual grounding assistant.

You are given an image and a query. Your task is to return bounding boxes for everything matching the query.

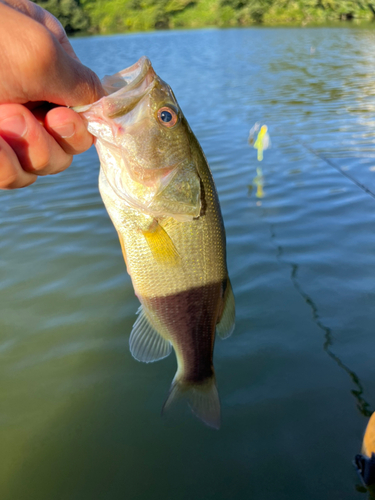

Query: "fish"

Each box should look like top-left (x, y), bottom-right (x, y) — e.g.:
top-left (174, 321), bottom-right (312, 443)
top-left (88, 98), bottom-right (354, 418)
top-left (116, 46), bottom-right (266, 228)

top-left (76, 56), bottom-right (235, 429)
top-left (354, 412), bottom-right (375, 488)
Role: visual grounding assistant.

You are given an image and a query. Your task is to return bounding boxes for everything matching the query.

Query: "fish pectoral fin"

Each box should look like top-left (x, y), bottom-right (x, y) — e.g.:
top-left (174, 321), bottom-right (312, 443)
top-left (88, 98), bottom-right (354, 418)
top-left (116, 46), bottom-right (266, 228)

top-left (142, 221), bottom-right (181, 266)
top-left (216, 279), bottom-right (235, 340)
top-left (162, 375), bottom-right (221, 430)
top-left (129, 306), bottom-right (172, 363)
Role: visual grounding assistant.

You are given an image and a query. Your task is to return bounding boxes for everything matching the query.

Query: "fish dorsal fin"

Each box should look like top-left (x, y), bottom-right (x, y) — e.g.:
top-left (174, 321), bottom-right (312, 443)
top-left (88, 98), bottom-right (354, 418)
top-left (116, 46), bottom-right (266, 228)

top-left (129, 306), bottom-right (172, 363)
top-left (142, 222), bottom-right (180, 266)
top-left (216, 279), bottom-right (235, 340)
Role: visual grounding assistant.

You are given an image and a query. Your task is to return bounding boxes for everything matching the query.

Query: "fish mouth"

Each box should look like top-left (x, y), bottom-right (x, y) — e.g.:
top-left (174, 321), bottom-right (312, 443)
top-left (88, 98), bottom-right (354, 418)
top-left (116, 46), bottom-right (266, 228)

top-left (72, 56), bottom-right (156, 116)
top-left (101, 57), bottom-right (157, 119)
top-left (102, 56), bottom-right (155, 94)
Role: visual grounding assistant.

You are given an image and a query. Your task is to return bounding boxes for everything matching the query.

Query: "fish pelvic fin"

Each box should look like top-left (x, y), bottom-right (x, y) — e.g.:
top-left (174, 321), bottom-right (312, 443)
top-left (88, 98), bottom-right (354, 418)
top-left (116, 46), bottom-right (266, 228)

top-left (142, 222), bottom-right (181, 266)
top-left (129, 306), bottom-right (172, 363)
top-left (162, 375), bottom-right (221, 430)
top-left (216, 279), bottom-right (235, 340)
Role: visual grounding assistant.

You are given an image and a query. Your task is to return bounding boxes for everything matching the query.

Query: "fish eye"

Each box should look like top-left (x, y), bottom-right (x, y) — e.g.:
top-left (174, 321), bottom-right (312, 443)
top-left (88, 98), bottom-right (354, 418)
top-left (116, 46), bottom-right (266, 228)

top-left (157, 106), bottom-right (178, 128)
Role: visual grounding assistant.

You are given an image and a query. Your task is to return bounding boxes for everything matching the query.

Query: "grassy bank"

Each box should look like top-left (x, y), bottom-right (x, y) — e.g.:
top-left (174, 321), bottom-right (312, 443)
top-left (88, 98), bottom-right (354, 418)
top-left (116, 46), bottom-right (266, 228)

top-left (33, 0), bottom-right (375, 34)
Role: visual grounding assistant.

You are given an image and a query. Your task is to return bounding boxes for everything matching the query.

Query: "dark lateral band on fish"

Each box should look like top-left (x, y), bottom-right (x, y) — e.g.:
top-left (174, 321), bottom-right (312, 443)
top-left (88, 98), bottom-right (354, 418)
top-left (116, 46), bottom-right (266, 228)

top-left (76, 56), bottom-right (235, 429)
top-left (145, 282), bottom-right (222, 382)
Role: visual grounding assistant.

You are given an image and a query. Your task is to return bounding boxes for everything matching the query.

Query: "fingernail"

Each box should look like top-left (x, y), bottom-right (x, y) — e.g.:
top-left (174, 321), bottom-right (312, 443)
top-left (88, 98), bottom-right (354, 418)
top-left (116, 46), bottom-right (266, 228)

top-left (52, 122), bottom-right (75, 139)
top-left (0, 115), bottom-right (27, 138)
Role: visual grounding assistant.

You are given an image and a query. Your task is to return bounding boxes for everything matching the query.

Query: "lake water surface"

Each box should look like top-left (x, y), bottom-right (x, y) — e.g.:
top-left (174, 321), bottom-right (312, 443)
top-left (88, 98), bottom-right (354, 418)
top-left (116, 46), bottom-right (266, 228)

top-left (1, 27), bottom-right (375, 500)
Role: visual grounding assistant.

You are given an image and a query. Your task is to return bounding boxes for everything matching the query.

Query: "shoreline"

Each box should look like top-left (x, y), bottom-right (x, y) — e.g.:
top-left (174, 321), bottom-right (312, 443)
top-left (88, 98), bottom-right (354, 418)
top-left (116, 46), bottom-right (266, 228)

top-left (70, 20), bottom-right (375, 39)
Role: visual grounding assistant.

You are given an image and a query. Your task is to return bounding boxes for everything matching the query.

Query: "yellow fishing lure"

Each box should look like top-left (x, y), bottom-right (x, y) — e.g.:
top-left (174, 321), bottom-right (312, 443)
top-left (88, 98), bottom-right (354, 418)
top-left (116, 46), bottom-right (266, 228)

top-left (248, 123), bottom-right (271, 161)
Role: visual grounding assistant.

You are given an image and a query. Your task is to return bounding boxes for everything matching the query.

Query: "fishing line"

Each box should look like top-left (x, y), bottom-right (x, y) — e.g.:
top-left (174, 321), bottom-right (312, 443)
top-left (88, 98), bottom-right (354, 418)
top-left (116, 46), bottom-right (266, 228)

top-left (252, 121), bottom-right (375, 200)
top-left (268, 222), bottom-right (373, 418)
top-left (248, 125), bottom-right (374, 416)
top-left (292, 136), bottom-right (375, 201)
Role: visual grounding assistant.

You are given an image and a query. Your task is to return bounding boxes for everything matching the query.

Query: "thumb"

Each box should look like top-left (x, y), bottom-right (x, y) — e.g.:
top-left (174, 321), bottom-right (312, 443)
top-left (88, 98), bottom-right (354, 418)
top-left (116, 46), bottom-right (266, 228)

top-left (0, 4), bottom-right (105, 107)
top-left (2, 0), bottom-right (79, 60)
top-left (47, 45), bottom-right (105, 106)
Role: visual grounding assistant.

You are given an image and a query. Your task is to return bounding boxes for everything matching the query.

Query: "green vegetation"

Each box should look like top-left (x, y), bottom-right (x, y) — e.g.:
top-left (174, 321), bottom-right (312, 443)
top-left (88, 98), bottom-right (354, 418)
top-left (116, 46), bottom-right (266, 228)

top-left (35, 0), bottom-right (90, 33)
top-left (33, 0), bottom-right (375, 34)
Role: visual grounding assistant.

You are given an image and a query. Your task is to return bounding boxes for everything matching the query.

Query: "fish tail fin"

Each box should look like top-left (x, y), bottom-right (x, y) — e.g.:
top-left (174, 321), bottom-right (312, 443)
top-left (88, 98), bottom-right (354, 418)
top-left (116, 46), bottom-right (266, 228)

top-left (162, 374), bottom-right (221, 430)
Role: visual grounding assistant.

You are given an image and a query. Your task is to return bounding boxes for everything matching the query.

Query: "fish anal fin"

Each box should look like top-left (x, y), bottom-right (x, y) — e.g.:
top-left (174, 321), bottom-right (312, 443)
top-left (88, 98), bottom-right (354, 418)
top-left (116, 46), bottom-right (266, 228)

top-left (142, 222), bottom-right (180, 266)
top-left (216, 279), bottom-right (235, 340)
top-left (129, 306), bottom-right (172, 363)
top-left (162, 376), bottom-right (221, 430)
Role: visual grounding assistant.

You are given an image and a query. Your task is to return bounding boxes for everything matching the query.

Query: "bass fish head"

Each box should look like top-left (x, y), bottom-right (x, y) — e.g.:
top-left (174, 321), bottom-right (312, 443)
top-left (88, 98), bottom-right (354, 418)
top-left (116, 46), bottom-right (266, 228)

top-left (78, 56), bottom-right (201, 221)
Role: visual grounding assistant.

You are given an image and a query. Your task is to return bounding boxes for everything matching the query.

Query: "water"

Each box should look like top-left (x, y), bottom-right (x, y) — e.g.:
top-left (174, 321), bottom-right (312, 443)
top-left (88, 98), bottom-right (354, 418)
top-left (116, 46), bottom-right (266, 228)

top-left (1, 27), bottom-right (375, 499)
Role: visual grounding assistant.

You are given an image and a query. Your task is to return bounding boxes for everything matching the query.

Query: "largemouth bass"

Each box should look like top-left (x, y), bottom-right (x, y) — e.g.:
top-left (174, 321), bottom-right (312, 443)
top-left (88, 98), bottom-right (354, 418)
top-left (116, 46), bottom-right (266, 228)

top-left (77, 57), bottom-right (235, 429)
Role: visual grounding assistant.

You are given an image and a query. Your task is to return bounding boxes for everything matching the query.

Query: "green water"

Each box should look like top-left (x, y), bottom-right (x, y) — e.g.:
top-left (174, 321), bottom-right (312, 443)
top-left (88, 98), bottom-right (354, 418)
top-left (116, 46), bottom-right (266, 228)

top-left (1, 27), bottom-right (375, 499)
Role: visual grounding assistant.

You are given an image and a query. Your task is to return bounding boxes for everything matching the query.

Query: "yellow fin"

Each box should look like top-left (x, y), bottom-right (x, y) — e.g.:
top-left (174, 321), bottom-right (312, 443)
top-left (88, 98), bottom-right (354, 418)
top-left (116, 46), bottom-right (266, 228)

top-left (142, 222), bottom-right (180, 265)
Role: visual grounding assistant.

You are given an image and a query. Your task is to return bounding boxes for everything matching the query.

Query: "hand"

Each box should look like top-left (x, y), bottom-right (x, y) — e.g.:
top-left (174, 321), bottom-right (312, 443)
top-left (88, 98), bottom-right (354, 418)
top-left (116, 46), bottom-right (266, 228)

top-left (0, 0), bottom-right (104, 189)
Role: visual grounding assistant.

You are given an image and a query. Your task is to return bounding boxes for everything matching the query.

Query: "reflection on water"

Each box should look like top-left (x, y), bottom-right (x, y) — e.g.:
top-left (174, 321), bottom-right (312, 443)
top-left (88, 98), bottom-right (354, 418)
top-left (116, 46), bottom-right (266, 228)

top-left (248, 124), bottom-right (269, 201)
top-left (2, 27), bottom-right (375, 500)
top-left (250, 167), bottom-right (265, 200)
